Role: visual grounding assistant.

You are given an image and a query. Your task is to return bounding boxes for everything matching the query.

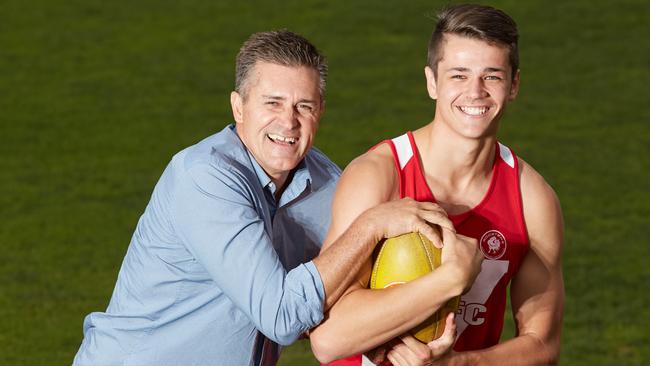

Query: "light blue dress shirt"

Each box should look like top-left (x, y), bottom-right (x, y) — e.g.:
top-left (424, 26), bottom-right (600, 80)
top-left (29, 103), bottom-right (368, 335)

top-left (73, 124), bottom-right (341, 366)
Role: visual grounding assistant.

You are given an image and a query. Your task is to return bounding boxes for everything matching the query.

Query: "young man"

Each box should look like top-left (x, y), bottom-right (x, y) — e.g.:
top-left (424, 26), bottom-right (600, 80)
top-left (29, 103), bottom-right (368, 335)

top-left (310, 5), bottom-right (564, 366)
top-left (72, 30), bottom-right (452, 366)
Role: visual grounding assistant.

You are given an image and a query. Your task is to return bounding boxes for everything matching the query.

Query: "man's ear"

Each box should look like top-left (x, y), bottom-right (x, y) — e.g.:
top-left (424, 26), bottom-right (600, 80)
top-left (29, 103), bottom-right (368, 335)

top-left (424, 66), bottom-right (438, 100)
top-left (509, 69), bottom-right (521, 101)
top-left (230, 91), bottom-right (244, 124)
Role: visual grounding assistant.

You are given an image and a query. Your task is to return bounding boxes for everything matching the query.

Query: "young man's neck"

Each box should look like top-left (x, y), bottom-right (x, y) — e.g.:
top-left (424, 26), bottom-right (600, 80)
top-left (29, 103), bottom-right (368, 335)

top-left (412, 119), bottom-right (499, 214)
top-left (419, 120), bottom-right (497, 175)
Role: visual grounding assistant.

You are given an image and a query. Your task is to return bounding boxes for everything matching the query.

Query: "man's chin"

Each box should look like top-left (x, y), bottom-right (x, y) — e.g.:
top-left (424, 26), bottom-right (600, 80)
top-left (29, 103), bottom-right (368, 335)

top-left (268, 157), bottom-right (303, 172)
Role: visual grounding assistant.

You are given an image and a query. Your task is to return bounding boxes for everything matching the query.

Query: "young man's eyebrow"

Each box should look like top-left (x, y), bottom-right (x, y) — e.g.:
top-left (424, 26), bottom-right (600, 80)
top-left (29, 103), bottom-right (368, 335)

top-left (484, 67), bottom-right (507, 73)
top-left (444, 67), bottom-right (507, 73)
top-left (445, 67), bottom-right (471, 73)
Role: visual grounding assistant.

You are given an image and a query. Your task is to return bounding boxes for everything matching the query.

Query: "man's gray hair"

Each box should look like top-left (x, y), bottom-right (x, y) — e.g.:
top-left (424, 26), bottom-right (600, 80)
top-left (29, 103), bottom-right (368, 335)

top-left (235, 30), bottom-right (328, 100)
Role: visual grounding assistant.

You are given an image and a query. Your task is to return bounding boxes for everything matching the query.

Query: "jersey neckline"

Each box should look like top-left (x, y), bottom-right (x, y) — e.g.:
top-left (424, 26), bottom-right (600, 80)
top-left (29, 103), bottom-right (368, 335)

top-left (405, 131), bottom-right (500, 224)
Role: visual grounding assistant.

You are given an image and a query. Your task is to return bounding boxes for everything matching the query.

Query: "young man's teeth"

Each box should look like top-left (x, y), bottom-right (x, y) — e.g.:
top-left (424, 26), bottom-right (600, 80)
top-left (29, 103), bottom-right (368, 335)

top-left (268, 133), bottom-right (296, 144)
top-left (460, 106), bottom-right (488, 115)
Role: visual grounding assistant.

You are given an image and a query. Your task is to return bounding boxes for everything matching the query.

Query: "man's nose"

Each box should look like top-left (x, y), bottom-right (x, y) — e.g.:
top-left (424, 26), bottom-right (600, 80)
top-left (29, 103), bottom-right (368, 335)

top-left (278, 106), bottom-right (300, 128)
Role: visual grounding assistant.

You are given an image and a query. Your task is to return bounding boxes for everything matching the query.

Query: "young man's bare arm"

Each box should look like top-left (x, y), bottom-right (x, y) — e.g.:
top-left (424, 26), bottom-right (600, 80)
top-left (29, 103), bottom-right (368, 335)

top-left (310, 146), bottom-right (483, 363)
top-left (428, 159), bottom-right (565, 366)
top-left (312, 147), bottom-right (454, 311)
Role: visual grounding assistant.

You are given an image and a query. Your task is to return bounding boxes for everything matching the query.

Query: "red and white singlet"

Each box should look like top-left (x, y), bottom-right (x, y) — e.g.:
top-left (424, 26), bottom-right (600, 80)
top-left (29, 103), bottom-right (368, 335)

top-left (323, 132), bottom-right (529, 366)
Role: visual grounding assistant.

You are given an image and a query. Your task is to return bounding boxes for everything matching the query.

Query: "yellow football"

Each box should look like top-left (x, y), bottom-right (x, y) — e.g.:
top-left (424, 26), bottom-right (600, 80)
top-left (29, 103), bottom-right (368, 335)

top-left (370, 232), bottom-right (459, 343)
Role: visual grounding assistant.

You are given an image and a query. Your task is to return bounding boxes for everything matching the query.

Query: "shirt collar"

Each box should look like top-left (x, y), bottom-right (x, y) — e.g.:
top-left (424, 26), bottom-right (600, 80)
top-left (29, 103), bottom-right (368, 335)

top-left (229, 125), bottom-right (312, 206)
top-left (280, 159), bottom-right (311, 206)
top-left (246, 149), bottom-right (274, 191)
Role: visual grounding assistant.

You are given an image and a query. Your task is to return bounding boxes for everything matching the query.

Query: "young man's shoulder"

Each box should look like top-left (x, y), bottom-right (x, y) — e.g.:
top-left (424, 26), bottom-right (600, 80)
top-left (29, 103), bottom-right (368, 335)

top-left (348, 142), bottom-right (395, 174)
top-left (332, 142), bottom-right (399, 207)
top-left (518, 157), bottom-right (563, 249)
top-left (345, 143), bottom-right (395, 183)
top-left (518, 157), bottom-right (559, 207)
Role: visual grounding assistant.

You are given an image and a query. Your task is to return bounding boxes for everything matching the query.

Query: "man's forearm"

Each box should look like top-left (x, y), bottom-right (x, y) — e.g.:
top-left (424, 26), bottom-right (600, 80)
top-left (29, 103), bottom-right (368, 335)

top-left (439, 333), bottom-right (560, 366)
top-left (312, 211), bottom-right (380, 310)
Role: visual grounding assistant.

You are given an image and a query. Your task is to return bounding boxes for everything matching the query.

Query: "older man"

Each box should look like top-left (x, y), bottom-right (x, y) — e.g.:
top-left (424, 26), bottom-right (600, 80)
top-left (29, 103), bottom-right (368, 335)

top-left (73, 30), bottom-right (449, 366)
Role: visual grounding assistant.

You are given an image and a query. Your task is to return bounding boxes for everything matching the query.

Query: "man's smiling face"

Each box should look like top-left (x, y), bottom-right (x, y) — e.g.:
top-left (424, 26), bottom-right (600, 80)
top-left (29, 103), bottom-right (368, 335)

top-left (231, 61), bottom-right (322, 187)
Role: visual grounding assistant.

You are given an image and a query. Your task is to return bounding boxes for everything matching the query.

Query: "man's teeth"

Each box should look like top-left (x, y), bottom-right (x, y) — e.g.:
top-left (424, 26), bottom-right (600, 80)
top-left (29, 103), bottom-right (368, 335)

top-left (459, 106), bottom-right (489, 116)
top-left (267, 133), bottom-right (297, 144)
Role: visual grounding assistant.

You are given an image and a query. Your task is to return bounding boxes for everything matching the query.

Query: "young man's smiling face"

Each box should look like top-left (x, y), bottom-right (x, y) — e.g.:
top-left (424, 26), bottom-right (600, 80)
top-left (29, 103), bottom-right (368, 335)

top-left (426, 33), bottom-right (520, 139)
top-left (231, 62), bottom-right (322, 188)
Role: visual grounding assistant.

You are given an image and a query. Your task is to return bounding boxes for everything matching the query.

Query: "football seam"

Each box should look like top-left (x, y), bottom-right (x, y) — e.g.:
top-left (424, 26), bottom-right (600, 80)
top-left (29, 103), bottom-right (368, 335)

top-left (370, 240), bottom-right (388, 289)
top-left (417, 232), bottom-right (435, 271)
top-left (417, 232), bottom-right (441, 341)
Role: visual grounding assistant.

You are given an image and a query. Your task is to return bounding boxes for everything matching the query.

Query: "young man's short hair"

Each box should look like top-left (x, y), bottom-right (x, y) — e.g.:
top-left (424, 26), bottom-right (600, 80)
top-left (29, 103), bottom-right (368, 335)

top-left (427, 4), bottom-right (519, 78)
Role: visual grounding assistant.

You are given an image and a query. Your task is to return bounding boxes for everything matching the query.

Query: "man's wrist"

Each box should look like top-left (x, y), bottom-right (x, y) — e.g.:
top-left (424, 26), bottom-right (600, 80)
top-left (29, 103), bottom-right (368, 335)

top-left (457, 350), bottom-right (480, 365)
top-left (437, 350), bottom-right (477, 366)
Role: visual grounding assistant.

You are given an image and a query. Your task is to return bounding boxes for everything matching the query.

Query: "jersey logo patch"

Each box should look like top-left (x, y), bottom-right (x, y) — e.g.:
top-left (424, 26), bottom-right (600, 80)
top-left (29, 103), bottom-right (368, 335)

top-left (480, 230), bottom-right (507, 259)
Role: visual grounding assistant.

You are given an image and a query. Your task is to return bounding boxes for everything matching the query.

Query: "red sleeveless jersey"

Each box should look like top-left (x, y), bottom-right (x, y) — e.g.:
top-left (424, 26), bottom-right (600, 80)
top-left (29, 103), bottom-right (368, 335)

top-left (324, 132), bottom-right (529, 366)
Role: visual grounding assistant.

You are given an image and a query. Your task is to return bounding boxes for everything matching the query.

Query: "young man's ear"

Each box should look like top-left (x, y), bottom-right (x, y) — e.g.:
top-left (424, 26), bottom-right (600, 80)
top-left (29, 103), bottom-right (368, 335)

top-left (230, 91), bottom-right (244, 124)
top-left (424, 66), bottom-right (438, 100)
top-left (509, 69), bottom-right (521, 101)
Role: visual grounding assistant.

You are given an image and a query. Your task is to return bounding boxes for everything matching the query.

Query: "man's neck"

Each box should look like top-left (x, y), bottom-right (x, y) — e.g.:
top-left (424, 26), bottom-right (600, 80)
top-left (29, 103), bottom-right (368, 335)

top-left (271, 169), bottom-right (294, 201)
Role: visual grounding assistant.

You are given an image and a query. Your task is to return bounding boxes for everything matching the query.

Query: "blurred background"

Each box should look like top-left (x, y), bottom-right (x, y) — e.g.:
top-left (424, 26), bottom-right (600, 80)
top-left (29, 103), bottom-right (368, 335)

top-left (1, 0), bottom-right (648, 365)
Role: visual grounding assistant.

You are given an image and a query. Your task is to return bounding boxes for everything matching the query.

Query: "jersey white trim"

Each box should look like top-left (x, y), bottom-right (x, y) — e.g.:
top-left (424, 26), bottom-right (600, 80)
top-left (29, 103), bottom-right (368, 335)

top-left (498, 143), bottom-right (515, 169)
top-left (362, 354), bottom-right (376, 366)
top-left (456, 260), bottom-right (509, 339)
top-left (392, 134), bottom-right (413, 169)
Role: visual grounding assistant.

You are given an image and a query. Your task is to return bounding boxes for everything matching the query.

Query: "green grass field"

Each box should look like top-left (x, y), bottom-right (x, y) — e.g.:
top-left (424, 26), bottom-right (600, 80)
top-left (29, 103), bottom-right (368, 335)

top-left (1, 0), bottom-right (648, 365)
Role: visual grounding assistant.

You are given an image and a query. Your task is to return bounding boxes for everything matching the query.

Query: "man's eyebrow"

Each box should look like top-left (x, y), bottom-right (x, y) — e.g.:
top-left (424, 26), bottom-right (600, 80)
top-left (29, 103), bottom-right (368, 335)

top-left (261, 95), bottom-right (285, 100)
top-left (261, 95), bottom-right (319, 105)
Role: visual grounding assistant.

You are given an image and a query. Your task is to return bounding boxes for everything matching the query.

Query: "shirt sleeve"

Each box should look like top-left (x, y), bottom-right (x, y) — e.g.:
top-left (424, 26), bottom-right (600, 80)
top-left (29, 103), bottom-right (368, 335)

top-left (170, 160), bottom-right (325, 345)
